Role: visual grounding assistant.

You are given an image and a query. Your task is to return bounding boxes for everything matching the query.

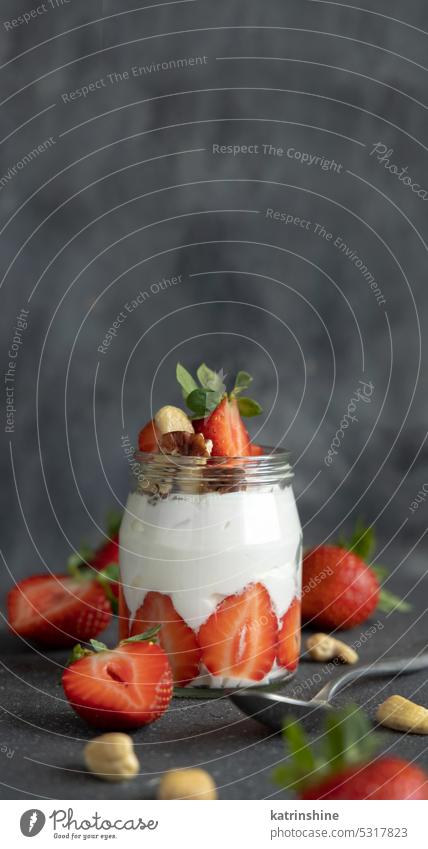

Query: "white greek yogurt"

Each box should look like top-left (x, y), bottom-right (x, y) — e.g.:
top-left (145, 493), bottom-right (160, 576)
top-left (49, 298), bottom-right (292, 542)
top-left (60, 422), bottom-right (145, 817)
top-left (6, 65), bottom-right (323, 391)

top-left (119, 485), bottom-right (302, 687)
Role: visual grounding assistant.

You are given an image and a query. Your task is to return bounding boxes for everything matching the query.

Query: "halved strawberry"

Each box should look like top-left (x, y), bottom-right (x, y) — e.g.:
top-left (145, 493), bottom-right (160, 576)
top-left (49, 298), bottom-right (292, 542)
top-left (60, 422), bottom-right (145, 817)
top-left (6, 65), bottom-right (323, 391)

top-left (7, 574), bottom-right (112, 647)
top-left (62, 636), bottom-right (173, 729)
top-left (198, 582), bottom-right (277, 681)
top-left (194, 397), bottom-right (250, 456)
top-left (249, 443), bottom-right (264, 456)
top-left (138, 419), bottom-right (160, 453)
top-left (130, 592), bottom-right (201, 686)
top-left (277, 596), bottom-right (301, 671)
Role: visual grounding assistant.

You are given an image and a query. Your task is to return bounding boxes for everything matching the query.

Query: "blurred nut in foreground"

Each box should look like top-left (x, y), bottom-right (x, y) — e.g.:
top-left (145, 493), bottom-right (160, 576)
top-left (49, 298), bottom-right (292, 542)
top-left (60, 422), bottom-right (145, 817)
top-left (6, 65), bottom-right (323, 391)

top-left (155, 406), bottom-right (194, 435)
top-left (306, 633), bottom-right (358, 665)
top-left (84, 733), bottom-right (139, 781)
top-left (376, 695), bottom-right (428, 734)
top-left (157, 768), bottom-right (217, 799)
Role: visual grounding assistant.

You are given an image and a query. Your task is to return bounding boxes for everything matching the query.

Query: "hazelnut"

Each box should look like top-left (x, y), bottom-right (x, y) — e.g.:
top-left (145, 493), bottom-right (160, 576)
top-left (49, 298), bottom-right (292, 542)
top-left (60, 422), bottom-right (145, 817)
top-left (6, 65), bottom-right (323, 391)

top-left (157, 768), bottom-right (217, 800)
top-left (84, 733), bottom-right (139, 782)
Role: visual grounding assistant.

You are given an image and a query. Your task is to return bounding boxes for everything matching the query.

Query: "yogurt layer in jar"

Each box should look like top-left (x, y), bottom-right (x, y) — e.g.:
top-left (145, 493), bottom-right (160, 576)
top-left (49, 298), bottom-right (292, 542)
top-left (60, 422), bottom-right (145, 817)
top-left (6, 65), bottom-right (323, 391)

top-left (119, 448), bottom-right (302, 690)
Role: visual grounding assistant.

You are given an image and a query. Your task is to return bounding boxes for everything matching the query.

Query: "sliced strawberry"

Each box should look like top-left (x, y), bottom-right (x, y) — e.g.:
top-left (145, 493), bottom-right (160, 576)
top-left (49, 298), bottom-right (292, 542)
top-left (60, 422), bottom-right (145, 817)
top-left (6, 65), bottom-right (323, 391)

top-left (277, 596), bottom-right (301, 671)
top-left (62, 641), bottom-right (173, 729)
top-left (138, 419), bottom-right (160, 453)
top-left (7, 575), bottom-right (112, 647)
top-left (198, 582), bottom-right (277, 681)
top-left (249, 443), bottom-right (263, 456)
top-left (194, 397), bottom-right (250, 456)
top-left (130, 592), bottom-right (201, 686)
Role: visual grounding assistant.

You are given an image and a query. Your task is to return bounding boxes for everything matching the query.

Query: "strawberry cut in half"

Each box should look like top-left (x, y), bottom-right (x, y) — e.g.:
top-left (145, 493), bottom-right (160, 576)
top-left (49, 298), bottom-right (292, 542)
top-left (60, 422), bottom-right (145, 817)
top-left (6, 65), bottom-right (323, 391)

top-left (7, 574), bottom-right (112, 648)
top-left (130, 592), bottom-right (201, 686)
top-left (138, 419), bottom-right (160, 453)
top-left (62, 633), bottom-right (173, 729)
top-left (197, 582), bottom-right (277, 682)
top-left (276, 596), bottom-right (301, 671)
top-left (194, 397), bottom-right (250, 457)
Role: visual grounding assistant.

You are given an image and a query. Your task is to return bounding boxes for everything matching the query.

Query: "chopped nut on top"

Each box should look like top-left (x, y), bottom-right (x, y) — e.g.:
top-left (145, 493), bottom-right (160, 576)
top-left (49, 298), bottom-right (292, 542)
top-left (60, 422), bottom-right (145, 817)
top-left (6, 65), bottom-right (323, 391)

top-left (160, 431), bottom-right (212, 457)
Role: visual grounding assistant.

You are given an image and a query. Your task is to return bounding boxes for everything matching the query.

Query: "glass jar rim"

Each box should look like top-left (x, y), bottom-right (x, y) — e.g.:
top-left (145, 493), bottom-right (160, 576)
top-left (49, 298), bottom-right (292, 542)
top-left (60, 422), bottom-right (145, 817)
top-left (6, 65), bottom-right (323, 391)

top-left (133, 445), bottom-right (293, 488)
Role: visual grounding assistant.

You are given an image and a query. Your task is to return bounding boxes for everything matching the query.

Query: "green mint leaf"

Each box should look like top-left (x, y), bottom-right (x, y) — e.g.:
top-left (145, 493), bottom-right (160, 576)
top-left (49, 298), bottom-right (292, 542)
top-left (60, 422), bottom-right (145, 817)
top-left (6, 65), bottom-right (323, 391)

top-left (176, 363), bottom-right (198, 400)
top-left (121, 626), bottom-right (160, 644)
top-left (378, 588), bottom-right (412, 613)
top-left (89, 638), bottom-right (108, 653)
top-left (232, 370), bottom-right (253, 395)
top-left (186, 388), bottom-right (221, 417)
top-left (196, 363), bottom-right (226, 393)
top-left (237, 397), bottom-right (263, 418)
top-left (105, 510), bottom-right (122, 536)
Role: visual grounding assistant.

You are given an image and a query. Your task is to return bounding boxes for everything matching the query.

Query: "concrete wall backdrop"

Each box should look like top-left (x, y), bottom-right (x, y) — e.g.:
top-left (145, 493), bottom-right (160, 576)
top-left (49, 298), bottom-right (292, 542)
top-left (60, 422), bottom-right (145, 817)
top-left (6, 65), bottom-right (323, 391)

top-left (0, 0), bottom-right (427, 587)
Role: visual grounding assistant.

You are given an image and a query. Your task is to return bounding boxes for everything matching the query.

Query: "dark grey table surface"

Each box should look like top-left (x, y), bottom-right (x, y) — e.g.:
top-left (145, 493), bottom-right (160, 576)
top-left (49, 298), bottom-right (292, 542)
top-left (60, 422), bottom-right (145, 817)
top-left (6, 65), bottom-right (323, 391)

top-left (1, 573), bottom-right (427, 801)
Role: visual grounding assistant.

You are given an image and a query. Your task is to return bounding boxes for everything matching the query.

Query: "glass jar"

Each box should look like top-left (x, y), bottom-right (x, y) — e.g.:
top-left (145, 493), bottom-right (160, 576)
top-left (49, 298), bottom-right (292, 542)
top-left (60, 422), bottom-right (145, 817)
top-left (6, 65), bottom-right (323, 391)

top-left (119, 448), bottom-right (302, 691)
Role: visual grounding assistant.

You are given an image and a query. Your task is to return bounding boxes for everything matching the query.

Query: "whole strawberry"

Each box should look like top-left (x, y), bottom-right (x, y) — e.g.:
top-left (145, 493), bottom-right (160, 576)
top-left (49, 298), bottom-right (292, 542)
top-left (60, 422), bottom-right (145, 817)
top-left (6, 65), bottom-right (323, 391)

top-left (274, 705), bottom-right (428, 800)
top-left (7, 571), bottom-right (112, 648)
top-left (302, 523), bottom-right (409, 630)
top-left (302, 545), bottom-right (379, 629)
top-left (62, 630), bottom-right (173, 729)
top-left (68, 511), bottom-right (121, 603)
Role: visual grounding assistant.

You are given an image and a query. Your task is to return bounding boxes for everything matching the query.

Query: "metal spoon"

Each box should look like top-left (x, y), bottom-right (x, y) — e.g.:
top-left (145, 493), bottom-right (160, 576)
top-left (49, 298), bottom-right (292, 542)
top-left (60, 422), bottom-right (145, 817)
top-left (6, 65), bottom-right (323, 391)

top-left (230, 651), bottom-right (428, 731)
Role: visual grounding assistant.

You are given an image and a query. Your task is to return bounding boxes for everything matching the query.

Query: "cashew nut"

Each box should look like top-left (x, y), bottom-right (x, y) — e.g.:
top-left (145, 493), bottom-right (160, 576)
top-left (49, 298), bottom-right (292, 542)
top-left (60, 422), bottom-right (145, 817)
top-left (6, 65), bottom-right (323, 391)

top-left (306, 633), bottom-right (358, 665)
top-left (157, 768), bottom-right (217, 800)
top-left (84, 733), bottom-right (139, 781)
top-left (376, 695), bottom-right (428, 734)
top-left (154, 405), bottom-right (194, 435)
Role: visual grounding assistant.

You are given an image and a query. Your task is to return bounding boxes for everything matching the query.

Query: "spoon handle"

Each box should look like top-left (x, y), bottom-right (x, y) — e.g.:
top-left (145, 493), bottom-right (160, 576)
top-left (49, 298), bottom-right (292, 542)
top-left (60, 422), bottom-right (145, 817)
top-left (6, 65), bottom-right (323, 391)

top-left (313, 650), bottom-right (428, 704)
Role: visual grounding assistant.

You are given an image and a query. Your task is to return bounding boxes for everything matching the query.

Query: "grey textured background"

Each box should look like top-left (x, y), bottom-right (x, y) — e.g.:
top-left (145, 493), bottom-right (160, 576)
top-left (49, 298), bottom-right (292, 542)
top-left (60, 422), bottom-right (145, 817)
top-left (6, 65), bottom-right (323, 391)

top-left (0, 0), bottom-right (428, 802)
top-left (0, 0), bottom-right (427, 585)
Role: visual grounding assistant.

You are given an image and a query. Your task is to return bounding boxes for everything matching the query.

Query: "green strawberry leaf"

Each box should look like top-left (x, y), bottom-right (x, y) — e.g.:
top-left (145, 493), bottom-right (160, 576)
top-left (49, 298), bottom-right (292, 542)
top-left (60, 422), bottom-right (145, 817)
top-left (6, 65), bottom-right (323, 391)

top-left (337, 519), bottom-right (375, 561)
top-left (232, 370), bottom-right (253, 395)
top-left (89, 638), bottom-right (109, 653)
top-left (66, 643), bottom-right (92, 666)
top-left (97, 563), bottom-right (120, 614)
top-left (237, 397), bottom-right (263, 418)
top-left (196, 363), bottom-right (226, 393)
top-left (105, 510), bottom-right (122, 536)
top-left (378, 589), bottom-right (412, 613)
top-left (67, 546), bottom-right (93, 575)
top-left (121, 626), bottom-right (160, 644)
top-left (176, 363), bottom-right (198, 400)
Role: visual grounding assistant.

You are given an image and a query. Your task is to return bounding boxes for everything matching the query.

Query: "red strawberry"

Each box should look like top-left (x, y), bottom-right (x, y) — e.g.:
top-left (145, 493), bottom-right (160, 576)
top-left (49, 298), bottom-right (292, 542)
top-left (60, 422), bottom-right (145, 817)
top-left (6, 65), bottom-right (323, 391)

top-left (249, 443), bottom-right (263, 456)
top-left (130, 592), bottom-right (201, 686)
top-left (138, 419), bottom-right (160, 453)
top-left (198, 582), bottom-right (277, 681)
top-left (277, 597), bottom-right (301, 671)
top-left (89, 534), bottom-right (119, 571)
top-left (7, 574), bottom-right (112, 647)
top-left (301, 757), bottom-right (428, 800)
top-left (302, 545), bottom-right (380, 629)
top-left (194, 397), bottom-right (250, 456)
top-left (274, 705), bottom-right (428, 800)
top-left (62, 635), bottom-right (173, 729)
